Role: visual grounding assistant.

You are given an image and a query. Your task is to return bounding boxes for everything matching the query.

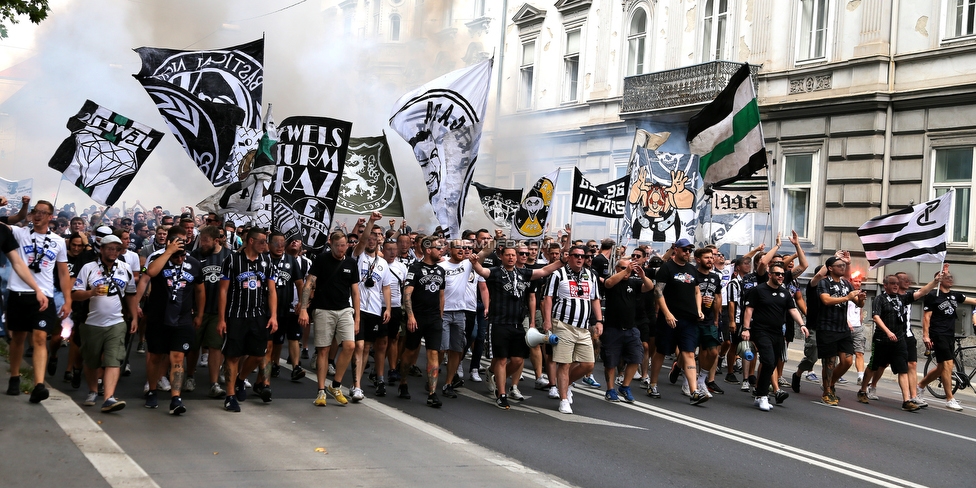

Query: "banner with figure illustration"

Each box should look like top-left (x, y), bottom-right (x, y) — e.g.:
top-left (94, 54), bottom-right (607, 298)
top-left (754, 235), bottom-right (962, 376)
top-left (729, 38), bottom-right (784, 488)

top-left (48, 100), bottom-right (163, 206)
top-left (0, 177), bottom-right (33, 209)
top-left (472, 182), bottom-right (522, 228)
top-left (271, 116), bottom-right (353, 253)
top-left (510, 169), bottom-right (559, 240)
top-left (335, 133), bottom-right (403, 216)
top-left (623, 129), bottom-right (699, 243)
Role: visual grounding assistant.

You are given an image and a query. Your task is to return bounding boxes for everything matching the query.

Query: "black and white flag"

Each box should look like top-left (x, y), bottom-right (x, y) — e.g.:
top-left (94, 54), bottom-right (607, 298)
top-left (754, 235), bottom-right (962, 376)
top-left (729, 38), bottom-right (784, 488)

top-left (48, 100), bottom-right (163, 206)
top-left (133, 39), bottom-right (264, 186)
top-left (472, 182), bottom-right (522, 228)
top-left (511, 169), bottom-right (559, 240)
top-left (336, 133), bottom-right (403, 216)
top-left (572, 168), bottom-right (626, 218)
top-left (857, 191), bottom-right (952, 269)
top-left (389, 59), bottom-right (492, 238)
top-left (272, 116), bottom-right (353, 253)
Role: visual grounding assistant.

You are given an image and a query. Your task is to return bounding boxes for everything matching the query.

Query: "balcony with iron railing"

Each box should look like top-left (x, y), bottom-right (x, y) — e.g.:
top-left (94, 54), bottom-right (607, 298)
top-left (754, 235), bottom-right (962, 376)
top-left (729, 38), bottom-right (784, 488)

top-left (620, 61), bottom-right (759, 114)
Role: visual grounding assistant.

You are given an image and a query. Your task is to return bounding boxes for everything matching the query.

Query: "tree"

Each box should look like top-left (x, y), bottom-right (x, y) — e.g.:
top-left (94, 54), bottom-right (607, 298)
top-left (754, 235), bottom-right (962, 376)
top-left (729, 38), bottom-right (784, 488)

top-left (0, 0), bottom-right (49, 39)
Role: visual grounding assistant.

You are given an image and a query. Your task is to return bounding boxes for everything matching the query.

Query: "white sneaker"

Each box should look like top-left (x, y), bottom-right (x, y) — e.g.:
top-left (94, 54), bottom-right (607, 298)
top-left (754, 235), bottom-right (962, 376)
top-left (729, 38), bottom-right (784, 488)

top-left (558, 399), bottom-right (573, 414)
top-left (158, 376), bottom-right (172, 391)
top-left (143, 381), bottom-right (150, 395)
top-left (698, 380), bottom-right (712, 398)
top-left (184, 377), bottom-right (196, 392)
top-left (912, 396), bottom-right (928, 407)
top-left (548, 386), bottom-right (559, 399)
top-left (615, 375), bottom-right (624, 386)
top-left (640, 376), bottom-right (651, 389)
top-left (198, 352), bottom-right (209, 367)
top-left (740, 380), bottom-right (750, 391)
top-left (866, 386), bottom-right (879, 401)
top-left (508, 385), bottom-right (525, 401)
top-left (243, 378), bottom-right (252, 389)
top-left (209, 382), bottom-right (226, 398)
top-left (567, 386), bottom-right (574, 404)
top-left (681, 384), bottom-right (691, 397)
top-left (328, 364), bottom-right (336, 376)
top-left (486, 371), bottom-right (496, 395)
top-left (633, 371), bottom-right (643, 380)
top-left (84, 391), bottom-right (98, 406)
top-left (469, 370), bottom-right (483, 383)
top-left (916, 385), bottom-right (925, 398)
top-left (351, 387), bottom-right (365, 402)
top-left (946, 398), bottom-right (964, 411)
top-left (755, 396), bottom-right (772, 411)
top-left (456, 364), bottom-right (464, 380)
top-left (534, 376), bottom-right (549, 390)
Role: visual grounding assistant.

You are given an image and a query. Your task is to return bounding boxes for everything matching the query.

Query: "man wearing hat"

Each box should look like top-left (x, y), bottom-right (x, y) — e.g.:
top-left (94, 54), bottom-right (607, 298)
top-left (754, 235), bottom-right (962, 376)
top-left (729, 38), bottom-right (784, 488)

top-left (816, 255), bottom-right (865, 405)
top-left (650, 238), bottom-right (708, 405)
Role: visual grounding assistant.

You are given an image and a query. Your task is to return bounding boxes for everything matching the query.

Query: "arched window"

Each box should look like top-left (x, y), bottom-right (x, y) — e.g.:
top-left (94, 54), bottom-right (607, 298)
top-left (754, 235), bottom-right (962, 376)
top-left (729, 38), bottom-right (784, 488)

top-left (627, 8), bottom-right (647, 76)
top-left (390, 14), bottom-right (401, 41)
top-left (702, 0), bottom-right (729, 61)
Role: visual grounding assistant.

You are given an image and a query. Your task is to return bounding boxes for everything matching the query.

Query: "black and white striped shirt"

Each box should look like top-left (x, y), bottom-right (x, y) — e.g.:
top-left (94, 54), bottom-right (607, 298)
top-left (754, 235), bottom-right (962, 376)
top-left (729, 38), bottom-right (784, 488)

top-left (221, 251), bottom-right (277, 319)
top-left (545, 266), bottom-right (600, 328)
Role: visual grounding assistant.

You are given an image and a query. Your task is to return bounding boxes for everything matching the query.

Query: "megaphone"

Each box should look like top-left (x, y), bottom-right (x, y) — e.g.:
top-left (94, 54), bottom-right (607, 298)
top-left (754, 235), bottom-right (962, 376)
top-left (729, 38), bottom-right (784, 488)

top-left (737, 340), bottom-right (756, 361)
top-left (526, 328), bottom-right (559, 347)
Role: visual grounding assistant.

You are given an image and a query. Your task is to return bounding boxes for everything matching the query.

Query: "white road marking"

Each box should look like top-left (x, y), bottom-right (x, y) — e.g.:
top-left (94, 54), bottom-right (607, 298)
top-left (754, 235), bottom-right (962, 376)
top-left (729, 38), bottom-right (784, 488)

top-left (456, 388), bottom-right (646, 430)
top-left (812, 402), bottom-right (976, 443)
top-left (42, 388), bottom-right (159, 488)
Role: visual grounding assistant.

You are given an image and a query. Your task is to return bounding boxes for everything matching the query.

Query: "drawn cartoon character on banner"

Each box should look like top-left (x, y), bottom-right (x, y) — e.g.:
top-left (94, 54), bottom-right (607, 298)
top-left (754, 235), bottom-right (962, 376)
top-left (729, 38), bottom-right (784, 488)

top-left (514, 176), bottom-right (555, 238)
top-left (629, 165), bottom-right (695, 242)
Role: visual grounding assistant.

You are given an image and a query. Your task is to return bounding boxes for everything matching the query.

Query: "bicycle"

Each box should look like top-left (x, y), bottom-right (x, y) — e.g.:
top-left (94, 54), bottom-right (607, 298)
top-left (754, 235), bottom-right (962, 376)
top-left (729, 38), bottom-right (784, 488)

top-left (922, 334), bottom-right (976, 399)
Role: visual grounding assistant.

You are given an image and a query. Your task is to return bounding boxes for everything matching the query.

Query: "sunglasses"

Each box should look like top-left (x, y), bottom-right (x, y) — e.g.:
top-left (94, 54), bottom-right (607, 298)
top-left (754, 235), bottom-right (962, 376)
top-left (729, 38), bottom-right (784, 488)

top-left (631, 254), bottom-right (643, 259)
top-left (462, 246), bottom-right (472, 250)
top-left (569, 254), bottom-right (586, 258)
top-left (770, 272), bottom-right (785, 277)
top-left (518, 252), bottom-right (529, 256)
top-left (681, 247), bottom-right (694, 252)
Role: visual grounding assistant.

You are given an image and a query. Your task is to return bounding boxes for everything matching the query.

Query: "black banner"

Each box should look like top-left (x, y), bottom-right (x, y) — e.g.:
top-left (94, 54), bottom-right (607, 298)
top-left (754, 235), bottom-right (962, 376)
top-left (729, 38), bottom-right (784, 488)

top-left (571, 168), bottom-right (626, 218)
top-left (336, 133), bottom-right (403, 216)
top-left (272, 116), bottom-right (353, 253)
top-left (472, 182), bottom-right (522, 228)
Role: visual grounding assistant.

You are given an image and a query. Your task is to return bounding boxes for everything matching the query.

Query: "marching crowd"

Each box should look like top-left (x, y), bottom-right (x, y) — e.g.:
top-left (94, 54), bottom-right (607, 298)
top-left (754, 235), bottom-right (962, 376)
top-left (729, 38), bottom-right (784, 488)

top-left (2, 197), bottom-right (971, 418)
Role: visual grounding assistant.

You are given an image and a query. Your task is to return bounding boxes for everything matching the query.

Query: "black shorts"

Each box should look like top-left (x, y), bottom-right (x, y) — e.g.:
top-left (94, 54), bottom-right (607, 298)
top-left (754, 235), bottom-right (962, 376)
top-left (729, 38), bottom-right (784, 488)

top-left (905, 335), bottom-right (918, 363)
top-left (272, 313), bottom-right (302, 344)
top-left (146, 321), bottom-right (195, 354)
top-left (931, 333), bottom-right (955, 362)
top-left (600, 327), bottom-right (643, 368)
top-left (6, 292), bottom-right (59, 333)
top-left (635, 319), bottom-right (651, 343)
top-left (222, 316), bottom-right (270, 358)
top-left (871, 339), bottom-right (908, 375)
top-left (718, 307), bottom-right (730, 341)
top-left (816, 329), bottom-right (854, 359)
top-left (360, 312), bottom-right (387, 343)
top-left (655, 317), bottom-right (699, 355)
top-left (404, 314), bottom-right (441, 351)
top-left (490, 322), bottom-right (529, 359)
top-left (386, 308), bottom-right (402, 340)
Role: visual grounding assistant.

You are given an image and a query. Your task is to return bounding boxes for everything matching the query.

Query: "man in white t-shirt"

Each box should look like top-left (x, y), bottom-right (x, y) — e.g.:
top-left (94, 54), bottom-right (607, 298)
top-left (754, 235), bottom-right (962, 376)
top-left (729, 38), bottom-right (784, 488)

top-left (439, 239), bottom-right (477, 399)
top-left (72, 235), bottom-right (138, 412)
top-left (6, 200), bottom-right (67, 403)
top-left (350, 214), bottom-right (393, 402)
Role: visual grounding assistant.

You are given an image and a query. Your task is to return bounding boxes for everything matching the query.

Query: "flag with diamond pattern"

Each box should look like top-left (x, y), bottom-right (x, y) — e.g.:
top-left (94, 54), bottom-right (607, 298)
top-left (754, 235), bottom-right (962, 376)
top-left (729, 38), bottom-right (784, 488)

top-left (48, 100), bottom-right (164, 206)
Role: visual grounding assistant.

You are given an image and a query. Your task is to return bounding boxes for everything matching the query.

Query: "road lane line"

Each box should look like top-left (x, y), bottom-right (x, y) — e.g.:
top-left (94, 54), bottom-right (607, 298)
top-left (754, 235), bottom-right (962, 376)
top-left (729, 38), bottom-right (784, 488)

top-left (42, 387), bottom-right (159, 488)
top-left (812, 402), bottom-right (976, 443)
top-left (456, 388), bottom-right (647, 429)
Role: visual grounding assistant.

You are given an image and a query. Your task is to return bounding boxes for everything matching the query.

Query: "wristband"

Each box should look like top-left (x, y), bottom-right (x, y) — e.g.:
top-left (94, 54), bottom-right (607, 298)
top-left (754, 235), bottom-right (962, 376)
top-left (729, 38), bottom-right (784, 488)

top-left (743, 328), bottom-right (750, 331)
top-left (594, 319), bottom-right (603, 324)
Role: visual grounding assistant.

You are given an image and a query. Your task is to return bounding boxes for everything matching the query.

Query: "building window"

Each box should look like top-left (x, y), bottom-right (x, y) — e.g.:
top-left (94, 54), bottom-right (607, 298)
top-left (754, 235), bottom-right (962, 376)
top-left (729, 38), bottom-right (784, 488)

top-left (782, 153), bottom-right (816, 239)
top-left (946, 0), bottom-right (976, 39)
top-left (702, 0), bottom-right (729, 61)
top-left (933, 147), bottom-right (974, 244)
top-left (563, 29), bottom-right (581, 102)
top-left (627, 8), bottom-right (647, 76)
top-left (390, 14), bottom-right (401, 41)
top-left (519, 40), bottom-right (535, 110)
top-left (797, 0), bottom-right (828, 61)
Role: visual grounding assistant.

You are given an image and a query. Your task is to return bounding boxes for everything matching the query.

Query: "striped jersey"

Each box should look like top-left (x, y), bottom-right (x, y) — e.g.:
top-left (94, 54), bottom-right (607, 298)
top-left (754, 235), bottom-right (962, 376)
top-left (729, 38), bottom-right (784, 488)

top-left (267, 253), bottom-right (302, 316)
top-left (221, 251), bottom-right (277, 319)
top-left (190, 246), bottom-right (232, 315)
top-left (545, 265), bottom-right (600, 328)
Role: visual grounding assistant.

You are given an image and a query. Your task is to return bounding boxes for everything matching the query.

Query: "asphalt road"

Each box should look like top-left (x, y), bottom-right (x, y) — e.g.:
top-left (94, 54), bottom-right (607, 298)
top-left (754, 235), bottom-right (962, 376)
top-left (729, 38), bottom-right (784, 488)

top-left (5, 343), bottom-right (976, 488)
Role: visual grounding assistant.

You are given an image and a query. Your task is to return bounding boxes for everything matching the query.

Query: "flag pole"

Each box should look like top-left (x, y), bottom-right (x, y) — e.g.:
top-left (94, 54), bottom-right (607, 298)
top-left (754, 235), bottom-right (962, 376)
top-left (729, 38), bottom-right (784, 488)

top-left (52, 178), bottom-right (65, 209)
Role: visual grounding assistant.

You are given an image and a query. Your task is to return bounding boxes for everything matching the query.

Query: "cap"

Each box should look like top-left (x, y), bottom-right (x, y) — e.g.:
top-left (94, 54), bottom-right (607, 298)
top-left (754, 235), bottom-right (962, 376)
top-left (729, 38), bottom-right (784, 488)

top-left (674, 238), bottom-right (694, 248)
top-left (825, 256), bottom-right (842, 267)
top-left (100, 235), bottom-right (123, 247)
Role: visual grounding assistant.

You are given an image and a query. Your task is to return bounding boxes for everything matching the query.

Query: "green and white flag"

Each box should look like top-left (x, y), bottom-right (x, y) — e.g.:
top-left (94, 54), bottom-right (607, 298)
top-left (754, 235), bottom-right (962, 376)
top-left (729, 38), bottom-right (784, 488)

top-left (687, 64), bottom-right (766, 187)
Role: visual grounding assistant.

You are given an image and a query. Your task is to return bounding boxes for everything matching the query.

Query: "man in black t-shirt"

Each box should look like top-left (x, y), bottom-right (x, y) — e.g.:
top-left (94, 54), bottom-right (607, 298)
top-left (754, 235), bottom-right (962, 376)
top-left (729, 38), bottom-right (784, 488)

top-left (919, 270), bottom-right (975, 411)
top-left (401, 235), bottom-right (446, 407)
top-left (602, 258), bottom-right (652, 403)
top-left (741, 262), bottom-right (807, 411)
top-left (63, 232), bottom-right (96, 387)
top-left (816, 256), bottom-right (864, 406)
top-left (859, 273), bottom-right (940, 410)
top-left (216, 228), bottom-right (278, 412)
top-left (650, 238), bottom-right (707, 405)
top-left (141, 226), bottom-right (204, 415)
top-left (298, 231), bottom-right (360, 407)
top-left (693, 247), bottom-right (723, 397)
top-left (188, 225), bottom-right (232, 398)
top-left (792, 264), bottom-right (827, 394)
top-left (264, 231), bottom-right (305, 384)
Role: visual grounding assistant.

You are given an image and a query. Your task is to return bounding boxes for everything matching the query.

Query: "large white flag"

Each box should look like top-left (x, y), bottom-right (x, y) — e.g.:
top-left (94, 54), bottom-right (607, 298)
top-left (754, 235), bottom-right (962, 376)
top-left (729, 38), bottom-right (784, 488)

top-left (856, 191), bottom-right (952, 269)
top-left (389, 59), bottom-right (492, 238)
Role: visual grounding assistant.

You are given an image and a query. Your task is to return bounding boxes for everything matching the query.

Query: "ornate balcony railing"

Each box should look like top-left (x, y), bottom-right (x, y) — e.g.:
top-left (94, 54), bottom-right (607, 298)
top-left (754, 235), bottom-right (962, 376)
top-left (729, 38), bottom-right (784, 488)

top-left (621, 61), bottom-right (760, 114)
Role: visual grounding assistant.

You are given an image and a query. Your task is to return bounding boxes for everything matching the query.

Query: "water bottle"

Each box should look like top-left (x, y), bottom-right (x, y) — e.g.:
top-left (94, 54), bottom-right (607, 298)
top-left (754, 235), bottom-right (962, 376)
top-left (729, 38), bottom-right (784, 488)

top-left (737, 340), bottom-right (755, 361)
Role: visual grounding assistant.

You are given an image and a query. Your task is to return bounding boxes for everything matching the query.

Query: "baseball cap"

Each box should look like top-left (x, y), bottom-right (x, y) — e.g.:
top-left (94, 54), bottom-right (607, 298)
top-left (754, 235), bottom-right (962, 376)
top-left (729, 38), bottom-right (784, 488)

top-left (825, 256), bottom-right (842, 267)
top-left (674, 238), bottom-right (694, 249)
top-left (100, 235), bottom-right (123, 247)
